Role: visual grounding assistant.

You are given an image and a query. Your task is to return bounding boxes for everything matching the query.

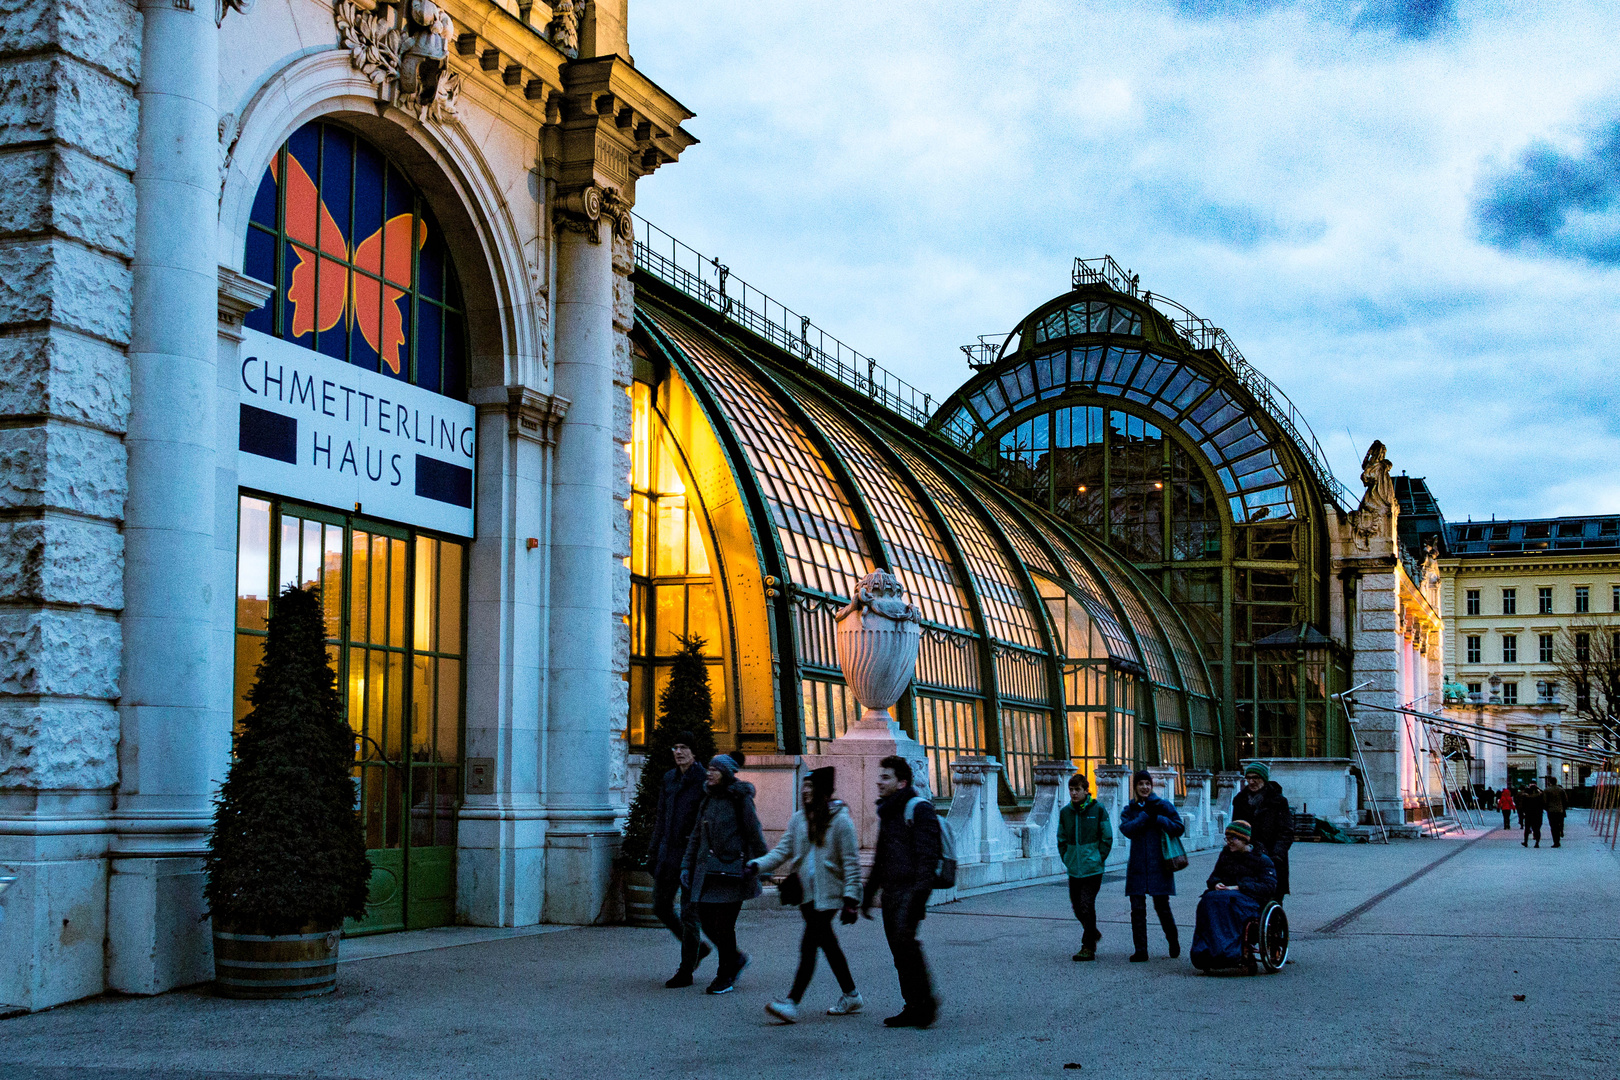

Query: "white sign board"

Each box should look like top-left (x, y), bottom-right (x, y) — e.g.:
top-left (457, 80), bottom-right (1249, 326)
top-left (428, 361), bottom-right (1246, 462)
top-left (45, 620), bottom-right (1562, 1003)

top-left (237, 329), bottom-right (476, 537)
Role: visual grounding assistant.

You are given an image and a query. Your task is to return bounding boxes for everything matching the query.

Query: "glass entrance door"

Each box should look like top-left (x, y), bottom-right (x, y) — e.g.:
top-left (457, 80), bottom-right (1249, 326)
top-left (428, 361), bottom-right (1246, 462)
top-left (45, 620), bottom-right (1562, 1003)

top-left (235, 495), bottom-right (466, 935)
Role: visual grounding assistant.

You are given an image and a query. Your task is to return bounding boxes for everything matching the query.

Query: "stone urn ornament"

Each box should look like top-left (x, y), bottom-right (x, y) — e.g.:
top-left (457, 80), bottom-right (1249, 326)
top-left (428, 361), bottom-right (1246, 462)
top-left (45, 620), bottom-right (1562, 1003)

top-left (834, 569), bottom-right (921, 732)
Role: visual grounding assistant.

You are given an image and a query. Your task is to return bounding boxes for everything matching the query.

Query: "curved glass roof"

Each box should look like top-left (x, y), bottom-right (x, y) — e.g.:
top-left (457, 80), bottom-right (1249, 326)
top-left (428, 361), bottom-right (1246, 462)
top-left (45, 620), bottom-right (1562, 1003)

top-left (932, 287), bottom-right (1322, 524)
top-left (635, 284), bottom-right (1222, 784)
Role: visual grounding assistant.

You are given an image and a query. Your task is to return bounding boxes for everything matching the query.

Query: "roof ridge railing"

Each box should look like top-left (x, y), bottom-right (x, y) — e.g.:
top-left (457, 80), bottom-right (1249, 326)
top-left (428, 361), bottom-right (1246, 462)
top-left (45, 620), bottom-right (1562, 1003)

top-left (631, 213), bottom-right (945, 433)
top-left (1072, 256), bottom-right (1347, 506)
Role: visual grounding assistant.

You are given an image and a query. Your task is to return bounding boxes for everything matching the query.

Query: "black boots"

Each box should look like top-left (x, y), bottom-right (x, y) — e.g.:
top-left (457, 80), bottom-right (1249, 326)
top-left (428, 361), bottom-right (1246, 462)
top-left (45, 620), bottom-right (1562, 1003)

top-left (1130, 905), bottom-right (1149, 961)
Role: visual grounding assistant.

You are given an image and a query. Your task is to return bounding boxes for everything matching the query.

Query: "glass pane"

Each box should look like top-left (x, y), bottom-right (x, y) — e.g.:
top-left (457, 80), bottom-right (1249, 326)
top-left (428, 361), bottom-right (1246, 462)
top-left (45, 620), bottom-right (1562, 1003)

top-left (686, 508), bottom-right (710, 574)
top-left (301, 518), bottom-right (321, 586)
top-left (435, 765), bottom-right (458, 845)
top-left (707, 660), bottom-right (726, 729)
top-left (436, 657), bottom-right (460, 763)
top-left (389, 537), bottom-right (407, 647)
top-left (322, 523), bottom-right (344, 640)
top-left (279, 515), bottom-right (299, 592)
top-left (348, 646), bottom-right (368, 746)
top-left (654, 585), bottom-right (685, 655)
top-left (412, 654), bottom-right (432, 758)
top-left (350, 532), bottom-right (371, 645)
top-left (233, 633), bottom-right (264, 731)
top-left (686, 582), bottom-right (720, 655)
top-left (655, 497), bottom-right (687, 576)
top-left (386, 650), bottom-right (404, 760)
top-left (631, 493), bottom-right (650, 576)
top-left (369, 533), bottom-right (388, 645)
top-left (438, 541), bottom-right (462, 654)
top-left (237, 497), bottom-right (272, 631)
top-left (414, 536), bottom-right (436, 653)
top-left (369, 649), bottom-right (388, 755)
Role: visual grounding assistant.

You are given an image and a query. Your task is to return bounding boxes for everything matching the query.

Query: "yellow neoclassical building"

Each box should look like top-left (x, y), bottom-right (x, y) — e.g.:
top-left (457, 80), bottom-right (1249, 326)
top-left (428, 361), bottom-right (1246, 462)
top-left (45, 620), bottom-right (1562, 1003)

top-left (1417, 486), bottom-right (1620, 789)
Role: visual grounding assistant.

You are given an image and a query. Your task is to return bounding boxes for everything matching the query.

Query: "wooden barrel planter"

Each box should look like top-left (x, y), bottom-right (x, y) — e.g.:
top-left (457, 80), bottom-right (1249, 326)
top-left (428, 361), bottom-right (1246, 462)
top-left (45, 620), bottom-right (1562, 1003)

top-left (623, 869), bottom-right (664, 927)
top-left (213, 924), bottom-right (342, 999)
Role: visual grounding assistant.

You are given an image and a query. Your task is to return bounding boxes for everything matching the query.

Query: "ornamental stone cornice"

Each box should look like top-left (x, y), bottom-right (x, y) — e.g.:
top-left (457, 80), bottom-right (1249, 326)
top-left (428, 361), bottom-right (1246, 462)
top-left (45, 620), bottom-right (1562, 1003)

top-left (548, 53), bottom-right (696, 202)
top-left (218, 266), bottom-right (275, 342)
top-left (473, 386), bottom-right (570, 445)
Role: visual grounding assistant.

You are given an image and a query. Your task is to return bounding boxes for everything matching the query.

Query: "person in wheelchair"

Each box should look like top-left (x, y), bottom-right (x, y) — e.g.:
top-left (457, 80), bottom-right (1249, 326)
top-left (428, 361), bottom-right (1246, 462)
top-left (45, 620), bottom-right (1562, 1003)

top-left (1190, 821), bottom-right (1277, 972)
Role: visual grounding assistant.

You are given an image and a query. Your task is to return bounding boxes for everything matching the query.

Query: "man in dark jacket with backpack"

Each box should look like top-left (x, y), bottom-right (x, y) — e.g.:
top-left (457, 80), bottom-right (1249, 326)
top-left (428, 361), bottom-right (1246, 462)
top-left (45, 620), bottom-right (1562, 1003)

top-left (649, 733), bottom-right (711, 987)
top-left (862, 755), bottom-right (941, 1029)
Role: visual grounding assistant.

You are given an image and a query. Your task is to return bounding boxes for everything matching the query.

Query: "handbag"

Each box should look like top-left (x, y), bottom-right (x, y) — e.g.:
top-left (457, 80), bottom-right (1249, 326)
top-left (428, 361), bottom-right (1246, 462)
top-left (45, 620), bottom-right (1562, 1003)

top-left (1161, 831), bottom-right (1189, 873)
top-left (776, 871), bottom-right (805, 907)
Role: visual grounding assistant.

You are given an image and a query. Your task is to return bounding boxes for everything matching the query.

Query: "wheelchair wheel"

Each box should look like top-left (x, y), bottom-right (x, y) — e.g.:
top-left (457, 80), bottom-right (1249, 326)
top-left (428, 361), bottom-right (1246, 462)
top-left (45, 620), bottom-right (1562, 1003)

top-left (1258, 901), bottom-right (1289, 972)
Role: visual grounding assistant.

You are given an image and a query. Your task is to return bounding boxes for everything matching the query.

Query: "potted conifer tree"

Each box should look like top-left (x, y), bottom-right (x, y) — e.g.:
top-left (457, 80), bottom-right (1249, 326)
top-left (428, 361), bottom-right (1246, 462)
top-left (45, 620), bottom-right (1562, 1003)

top-left (620, 635), bottom-right (717, 926)
top-left (205, 584), bottom-right (371, 998)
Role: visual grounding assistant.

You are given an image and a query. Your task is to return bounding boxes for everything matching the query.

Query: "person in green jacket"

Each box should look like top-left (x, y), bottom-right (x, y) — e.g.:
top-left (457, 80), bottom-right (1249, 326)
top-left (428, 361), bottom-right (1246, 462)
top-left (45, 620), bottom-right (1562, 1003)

top-left (1057, 772), bottom-right (1113, 961)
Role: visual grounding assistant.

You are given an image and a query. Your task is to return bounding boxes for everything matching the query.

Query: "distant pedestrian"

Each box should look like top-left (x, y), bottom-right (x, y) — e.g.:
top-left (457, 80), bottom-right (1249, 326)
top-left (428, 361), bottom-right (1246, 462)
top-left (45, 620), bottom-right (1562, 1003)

top-left (1518, 782), bottom-right (1545, 848)
top-left (1057, 772), bottom-right (1113, 961)
top-left (650, 732), bottom-right (712, 988)
top-left (1118, 769), bottom-right (1185, 962)
top-left (1496, 787), bottom-right (1515, 832)
top-left (1231, 762), bottom-right (1294, 899)
top-left (751, 766), bottom-right (864, 1023)
top-left (681, 753), bottom-right (767, 994)
top-left (1543, 779), bottom-right (1567, 848)
top-left (862, 755), bottom-right (941, 1029)
top-left (1516, 787), bottom-right (1526, 829)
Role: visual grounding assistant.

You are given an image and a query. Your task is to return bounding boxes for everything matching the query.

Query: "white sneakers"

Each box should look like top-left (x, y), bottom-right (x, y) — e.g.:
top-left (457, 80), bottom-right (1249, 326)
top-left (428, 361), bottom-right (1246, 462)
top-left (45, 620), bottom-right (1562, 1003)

top-left (827, 991), bottom-right (864, 1015)
top-left (766, 991), bottom-right (863, 1023)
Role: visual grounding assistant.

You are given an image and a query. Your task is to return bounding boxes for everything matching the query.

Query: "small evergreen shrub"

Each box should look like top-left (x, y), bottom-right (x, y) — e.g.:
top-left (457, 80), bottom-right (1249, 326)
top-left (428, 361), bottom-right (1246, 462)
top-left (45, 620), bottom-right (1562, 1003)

top-left (205, 584), bottom-right (371, 935)
top-left (620, 635), bottom-right (717, 871)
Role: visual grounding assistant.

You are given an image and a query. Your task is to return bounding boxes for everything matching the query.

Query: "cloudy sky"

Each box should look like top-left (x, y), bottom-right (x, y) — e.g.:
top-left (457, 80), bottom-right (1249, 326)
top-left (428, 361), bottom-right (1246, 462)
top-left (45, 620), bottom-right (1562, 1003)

top-left (629, 1), bottom-right (1620, 522)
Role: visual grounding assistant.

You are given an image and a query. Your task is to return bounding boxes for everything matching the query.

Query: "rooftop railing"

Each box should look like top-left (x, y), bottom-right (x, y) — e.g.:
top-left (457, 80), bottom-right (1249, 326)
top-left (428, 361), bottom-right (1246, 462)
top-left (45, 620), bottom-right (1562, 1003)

top-left (632, 214), bottom-right (938, 430)
top-left (1073, 257), bottom-right (1348, 507)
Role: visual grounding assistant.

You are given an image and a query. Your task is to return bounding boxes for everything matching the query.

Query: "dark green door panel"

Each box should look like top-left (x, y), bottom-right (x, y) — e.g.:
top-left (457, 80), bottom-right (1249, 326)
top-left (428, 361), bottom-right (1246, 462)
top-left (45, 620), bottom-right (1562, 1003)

top-left (346, 848), bottom-right (405, 936)
top-left (406, 846), bottom-right (456, 930)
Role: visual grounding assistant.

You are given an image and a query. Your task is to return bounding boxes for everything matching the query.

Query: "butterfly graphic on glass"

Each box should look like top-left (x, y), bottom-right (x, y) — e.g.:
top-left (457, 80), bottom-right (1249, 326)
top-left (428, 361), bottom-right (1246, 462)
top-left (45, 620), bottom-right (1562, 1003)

top-left (272, 152), bottom-right (426, 375)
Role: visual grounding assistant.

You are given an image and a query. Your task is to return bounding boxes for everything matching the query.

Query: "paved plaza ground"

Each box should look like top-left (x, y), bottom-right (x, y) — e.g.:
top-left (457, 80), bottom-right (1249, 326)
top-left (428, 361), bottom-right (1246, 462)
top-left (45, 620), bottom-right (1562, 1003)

top-left (2, 812), bottom-right (1613, 1080)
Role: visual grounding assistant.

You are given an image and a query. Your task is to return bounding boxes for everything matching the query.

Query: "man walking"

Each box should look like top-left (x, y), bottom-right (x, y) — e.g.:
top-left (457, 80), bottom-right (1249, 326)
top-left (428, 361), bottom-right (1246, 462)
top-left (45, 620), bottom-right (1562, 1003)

top-left (1496, 786), bottom-right (1514, 832)
top-left (1057, 772), bottom-right (1112, 961)
top-left (862, 755), bottom-right (941, 1029)
top-left (1518, 781), bottom-right (1546, 848)
top-left (649, 732), bottom-right (712, 987)
top-left (1231, 762), bottom-right (1294, 899)
top-left (1543, 779), bottom-right (1567, 848)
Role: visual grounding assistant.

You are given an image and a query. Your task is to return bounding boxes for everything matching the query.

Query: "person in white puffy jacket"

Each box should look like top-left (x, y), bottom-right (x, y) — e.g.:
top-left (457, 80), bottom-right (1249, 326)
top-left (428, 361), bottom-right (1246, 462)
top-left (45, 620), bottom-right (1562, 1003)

top-left (749, 766), bottom-right (863, 1023)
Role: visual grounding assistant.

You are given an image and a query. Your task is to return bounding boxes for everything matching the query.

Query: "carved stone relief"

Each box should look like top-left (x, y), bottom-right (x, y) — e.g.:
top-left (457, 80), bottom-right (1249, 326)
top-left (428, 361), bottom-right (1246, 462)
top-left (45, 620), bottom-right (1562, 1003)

top-left (335, 0), bottom-right (462, 124)
top-left (554, 183), bottom-right (632, 244)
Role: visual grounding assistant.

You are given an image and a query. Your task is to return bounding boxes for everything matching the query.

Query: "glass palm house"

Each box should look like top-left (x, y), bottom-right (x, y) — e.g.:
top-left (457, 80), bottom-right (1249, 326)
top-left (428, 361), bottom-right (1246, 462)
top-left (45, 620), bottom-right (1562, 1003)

top-left (627, 248), bottom-right (1352, 802)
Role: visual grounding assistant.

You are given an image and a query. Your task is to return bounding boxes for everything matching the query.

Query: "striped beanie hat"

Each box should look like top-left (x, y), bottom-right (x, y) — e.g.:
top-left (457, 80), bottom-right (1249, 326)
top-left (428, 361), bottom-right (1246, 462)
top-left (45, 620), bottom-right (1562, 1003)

top-left (1226, 820), bottom-right (1253, 841)
top-left (1243, 761), bottom-right (1270, 781)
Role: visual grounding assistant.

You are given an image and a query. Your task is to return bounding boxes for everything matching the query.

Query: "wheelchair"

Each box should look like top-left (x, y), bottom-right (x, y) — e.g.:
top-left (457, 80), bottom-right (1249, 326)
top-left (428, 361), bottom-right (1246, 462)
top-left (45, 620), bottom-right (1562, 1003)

top-left (1240, 900), bottom-right (1289, 974)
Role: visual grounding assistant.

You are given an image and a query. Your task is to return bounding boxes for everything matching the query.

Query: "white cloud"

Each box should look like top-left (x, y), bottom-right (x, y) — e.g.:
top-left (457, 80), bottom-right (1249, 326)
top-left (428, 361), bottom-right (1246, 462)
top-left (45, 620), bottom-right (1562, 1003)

top-left (629, 0), bottom-right (1620, 521)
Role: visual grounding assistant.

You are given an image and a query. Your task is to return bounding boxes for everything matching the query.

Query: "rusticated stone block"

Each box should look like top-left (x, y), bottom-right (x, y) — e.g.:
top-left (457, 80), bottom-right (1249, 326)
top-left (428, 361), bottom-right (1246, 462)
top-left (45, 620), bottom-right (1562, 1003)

top-left (0, 237), bottom-right (132, 344)
top-left (0, 421), bottom-right (127, 519)
top-left (0, 328), bottom-right (130, 431)
top-left (612, 268), bottom-right (634, 332)
top-left (0, 145), bottom-right (135, 256)
top-left (611, 556), bottom-right (629, 617)
top-left (612, 330), bottom-right (632, 387)
top-left (0, 0), bottom-right (140, 86)
top-left (611, 613), bottom-right (629, 674)
top-left (0, 54), bottom-right (138, 171)
top-left (0, 607), bottom-right (121, 697)
top-left (0, 698), bottom-right (118, 788)
top-left (0, 516), bottom-right (123, 608)
top-left (611, 383), bottom-right (632, 449)
top-left (610, 492), bottom-right (630, 560)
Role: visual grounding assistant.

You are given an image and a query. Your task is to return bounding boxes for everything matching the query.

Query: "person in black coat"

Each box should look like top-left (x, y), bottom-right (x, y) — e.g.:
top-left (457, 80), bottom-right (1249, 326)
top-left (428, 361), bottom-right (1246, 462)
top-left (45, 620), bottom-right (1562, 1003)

top-left (1231, 762), bottom-right (1293, 898)
top-left (649, 732), bottom-right (711, 988)
top-left (1118, 769), bottom-right (1186, 962)
top-left (1518, 782), bottom-right (1546, 848)
top-left (862, 755), bottom-right (942, 1029)
top-left (681, 754), bottom-right (767, 995)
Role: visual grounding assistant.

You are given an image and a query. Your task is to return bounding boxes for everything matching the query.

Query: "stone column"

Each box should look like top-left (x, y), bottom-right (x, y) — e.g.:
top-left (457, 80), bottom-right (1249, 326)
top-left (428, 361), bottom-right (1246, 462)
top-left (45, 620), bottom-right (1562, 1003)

top-left (1146, 766), bottom-right (1178, 806)
top-left (542, 212), bottom-right (622, 924)
top-left (107, 0), bottom-right (221, 995)
top-left (0, 0), bottom-right (139, 1011)
top-left (461, 388), bottom-right (567, 927)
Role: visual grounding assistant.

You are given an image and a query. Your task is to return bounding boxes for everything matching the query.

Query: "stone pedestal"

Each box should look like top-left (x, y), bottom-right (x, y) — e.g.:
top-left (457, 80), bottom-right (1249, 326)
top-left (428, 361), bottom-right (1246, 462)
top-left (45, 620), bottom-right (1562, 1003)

top-left (1181, 768), bottom-right (1214, 847)
top-left (1254, 758), bottom-right (1359, 827)
top-left (946, 757), bottom-right (1019, 865)
top-left (803, 715), bottom-right (930, 865)
top-left (1022, 761), bottom-right (1075, 858)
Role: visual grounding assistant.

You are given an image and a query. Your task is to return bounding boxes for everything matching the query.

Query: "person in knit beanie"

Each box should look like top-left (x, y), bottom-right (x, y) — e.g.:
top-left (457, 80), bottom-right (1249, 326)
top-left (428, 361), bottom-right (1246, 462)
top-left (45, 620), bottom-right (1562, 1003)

top-left (1118, 768), bottom-right (1185, 961)
top-left (1232, 761), bottom-right (1294, 898)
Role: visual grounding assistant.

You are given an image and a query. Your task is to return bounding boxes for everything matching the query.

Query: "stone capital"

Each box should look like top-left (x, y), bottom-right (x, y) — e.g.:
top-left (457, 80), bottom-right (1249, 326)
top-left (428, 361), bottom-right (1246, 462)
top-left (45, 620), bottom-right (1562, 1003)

top-left (217, 267), bottom-right (274, 342)
top-left (949, 755), bottom-right (1003, 788)
top-left (503, 387), bottom-right (569, 446)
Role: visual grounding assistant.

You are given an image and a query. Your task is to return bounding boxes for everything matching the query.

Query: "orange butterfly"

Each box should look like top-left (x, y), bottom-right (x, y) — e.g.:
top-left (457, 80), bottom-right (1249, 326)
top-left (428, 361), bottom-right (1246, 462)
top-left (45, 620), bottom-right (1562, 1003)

top-left (271, 154), bottom-right (426, 375)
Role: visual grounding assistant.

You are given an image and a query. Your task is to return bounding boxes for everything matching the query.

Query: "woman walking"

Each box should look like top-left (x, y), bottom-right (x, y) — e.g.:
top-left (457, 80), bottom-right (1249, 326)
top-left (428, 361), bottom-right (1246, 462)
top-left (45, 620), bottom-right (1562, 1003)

top-left (1118, 769), bottom-right (1186, 962)
top-left (750, 766), bottom-right (864, 1022)
top-left (681, 753), bottom-right (767, 994)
